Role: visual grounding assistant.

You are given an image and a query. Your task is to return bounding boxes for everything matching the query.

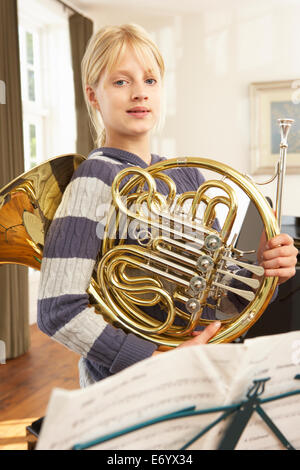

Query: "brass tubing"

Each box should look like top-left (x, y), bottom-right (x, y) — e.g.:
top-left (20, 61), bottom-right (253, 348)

top-left (1, 142), bottom-right (289, 345)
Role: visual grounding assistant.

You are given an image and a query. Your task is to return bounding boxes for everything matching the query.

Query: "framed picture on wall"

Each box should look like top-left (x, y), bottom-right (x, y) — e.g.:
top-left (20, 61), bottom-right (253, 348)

top-left (250, 79), bottom-right (300, 174)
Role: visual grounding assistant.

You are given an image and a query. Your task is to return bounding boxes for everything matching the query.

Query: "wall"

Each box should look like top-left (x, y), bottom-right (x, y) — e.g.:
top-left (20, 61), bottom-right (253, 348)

top-left (83, 0), bottom-right (300, 216)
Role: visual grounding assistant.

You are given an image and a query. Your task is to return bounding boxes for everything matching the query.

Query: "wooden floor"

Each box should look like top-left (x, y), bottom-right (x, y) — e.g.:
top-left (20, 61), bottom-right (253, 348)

top-left (0, 324), bottom-right (79, 450)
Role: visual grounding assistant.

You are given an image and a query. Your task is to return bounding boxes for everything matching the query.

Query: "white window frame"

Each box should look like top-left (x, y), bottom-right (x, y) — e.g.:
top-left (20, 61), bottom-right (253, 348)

top-left (18, 0), bottom-right (76, 170)
top-left (19, 19), bottom-right (48, 171)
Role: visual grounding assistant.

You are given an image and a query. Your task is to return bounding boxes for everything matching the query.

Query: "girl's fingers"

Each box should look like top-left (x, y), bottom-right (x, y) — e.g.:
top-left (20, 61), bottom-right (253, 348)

top-left (191, 322), bottom-right (221, 345)
top-left (266, 234), bottom-right (294, 249)
top-left (177, 322), bottom-right (221, 349)
top-left (262, 244), bottom-right (298, 261)
top-left (264, 267), bottom-right (296, 280)
top-left (262, 256), bottom-right (297, 270)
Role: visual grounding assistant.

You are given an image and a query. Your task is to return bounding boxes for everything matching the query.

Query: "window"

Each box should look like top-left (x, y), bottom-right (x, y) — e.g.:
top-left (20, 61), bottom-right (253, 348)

top-left (18, 0), bottom-right (76, 171)
top-left (19, 24), bottom-right (45, 172)
top-left (0, 80), bottom-right (5, 104)
top-left (18, 0), bottom-right (77, 324)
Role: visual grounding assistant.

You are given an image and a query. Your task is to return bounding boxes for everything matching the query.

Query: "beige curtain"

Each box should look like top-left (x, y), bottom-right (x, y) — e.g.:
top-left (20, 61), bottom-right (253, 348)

top-left (69, 13), bottom-right (94, 157)
top-left (0, 0), bottom-right (29, 358)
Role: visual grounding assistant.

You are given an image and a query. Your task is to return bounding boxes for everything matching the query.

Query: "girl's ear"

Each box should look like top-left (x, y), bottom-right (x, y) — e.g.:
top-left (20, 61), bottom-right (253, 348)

top-left (86, 85), bottom-right (100, 111)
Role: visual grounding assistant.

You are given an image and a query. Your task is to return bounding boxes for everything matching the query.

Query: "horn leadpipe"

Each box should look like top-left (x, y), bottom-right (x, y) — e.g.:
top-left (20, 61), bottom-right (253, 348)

top-left (276, 119), bottom-right (294, 229)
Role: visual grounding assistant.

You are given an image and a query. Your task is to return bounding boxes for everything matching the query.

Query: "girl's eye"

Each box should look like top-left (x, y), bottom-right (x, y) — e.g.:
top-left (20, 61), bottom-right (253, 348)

top-left (114, 80), bottom-right (127, 86)
top-left (145, 78), bottom-right (156, 85)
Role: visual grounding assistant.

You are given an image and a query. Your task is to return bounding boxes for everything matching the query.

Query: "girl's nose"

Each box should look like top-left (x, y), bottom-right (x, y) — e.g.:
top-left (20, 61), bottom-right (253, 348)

top-left (132, 93), bottom-right (149, 101)
top-left (131, 84), bottom-right (149, 101)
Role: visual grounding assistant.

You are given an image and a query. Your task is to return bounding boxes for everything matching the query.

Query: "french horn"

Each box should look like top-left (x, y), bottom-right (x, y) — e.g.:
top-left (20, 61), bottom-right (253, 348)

top-left (0, 119), bottom-right (294, 347)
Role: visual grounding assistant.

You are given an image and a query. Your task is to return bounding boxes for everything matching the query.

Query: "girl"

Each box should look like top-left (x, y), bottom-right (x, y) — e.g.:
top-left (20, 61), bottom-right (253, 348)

top-left (37, 24), bottom-right (297, 388)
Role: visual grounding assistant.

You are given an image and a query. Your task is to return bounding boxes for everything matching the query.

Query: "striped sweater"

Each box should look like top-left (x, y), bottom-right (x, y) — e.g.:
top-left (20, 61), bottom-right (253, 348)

top-left (37, 147), bottom-right (253, 382)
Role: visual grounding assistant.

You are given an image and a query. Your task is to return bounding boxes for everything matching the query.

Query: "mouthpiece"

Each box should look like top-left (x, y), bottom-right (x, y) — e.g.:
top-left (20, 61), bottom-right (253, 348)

top-left (277, 118), bottom-right (294, 147)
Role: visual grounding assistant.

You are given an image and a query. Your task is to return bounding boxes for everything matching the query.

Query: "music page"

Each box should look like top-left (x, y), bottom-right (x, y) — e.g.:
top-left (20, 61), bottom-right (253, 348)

top-left (233, 331), bottom-right (300, 450)
top-left (36, 330), bottom-right (300, 450)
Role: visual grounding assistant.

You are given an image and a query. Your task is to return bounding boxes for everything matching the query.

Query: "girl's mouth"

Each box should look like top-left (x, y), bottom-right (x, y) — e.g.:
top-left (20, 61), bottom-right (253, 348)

top-left (127, 107), bottom-right (150, 117)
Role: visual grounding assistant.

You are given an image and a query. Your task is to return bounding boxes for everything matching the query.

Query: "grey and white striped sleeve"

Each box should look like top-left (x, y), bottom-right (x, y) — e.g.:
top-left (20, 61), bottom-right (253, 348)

top-left (37, 156), bottom-right (157, 376)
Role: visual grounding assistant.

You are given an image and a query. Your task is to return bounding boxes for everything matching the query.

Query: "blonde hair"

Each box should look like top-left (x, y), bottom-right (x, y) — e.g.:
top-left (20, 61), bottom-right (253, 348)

top-left (81, 23), bottom-right (165, 147)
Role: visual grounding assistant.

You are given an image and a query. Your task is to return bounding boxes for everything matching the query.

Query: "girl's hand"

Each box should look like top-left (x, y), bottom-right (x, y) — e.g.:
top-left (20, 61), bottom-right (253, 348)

top-left (258, 233), bottom-right (298, 285)
top-left (152, 322), bottom-right (221, 355)
top-left (177, 321), bottom-right (221, 348)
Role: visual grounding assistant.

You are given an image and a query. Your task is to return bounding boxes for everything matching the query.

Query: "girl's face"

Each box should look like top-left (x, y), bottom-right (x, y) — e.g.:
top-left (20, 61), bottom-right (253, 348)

top-left (90, 45), bottom-right (162, 145)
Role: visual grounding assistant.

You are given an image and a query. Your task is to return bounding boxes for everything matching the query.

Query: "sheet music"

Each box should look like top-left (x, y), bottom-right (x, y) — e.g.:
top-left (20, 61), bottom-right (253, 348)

top-left (36, 331), bottom-right (300, 450)
top-left (195, 331), bottom-right (300, 450)
top-left (234, 332), bottom-right (300, 450)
